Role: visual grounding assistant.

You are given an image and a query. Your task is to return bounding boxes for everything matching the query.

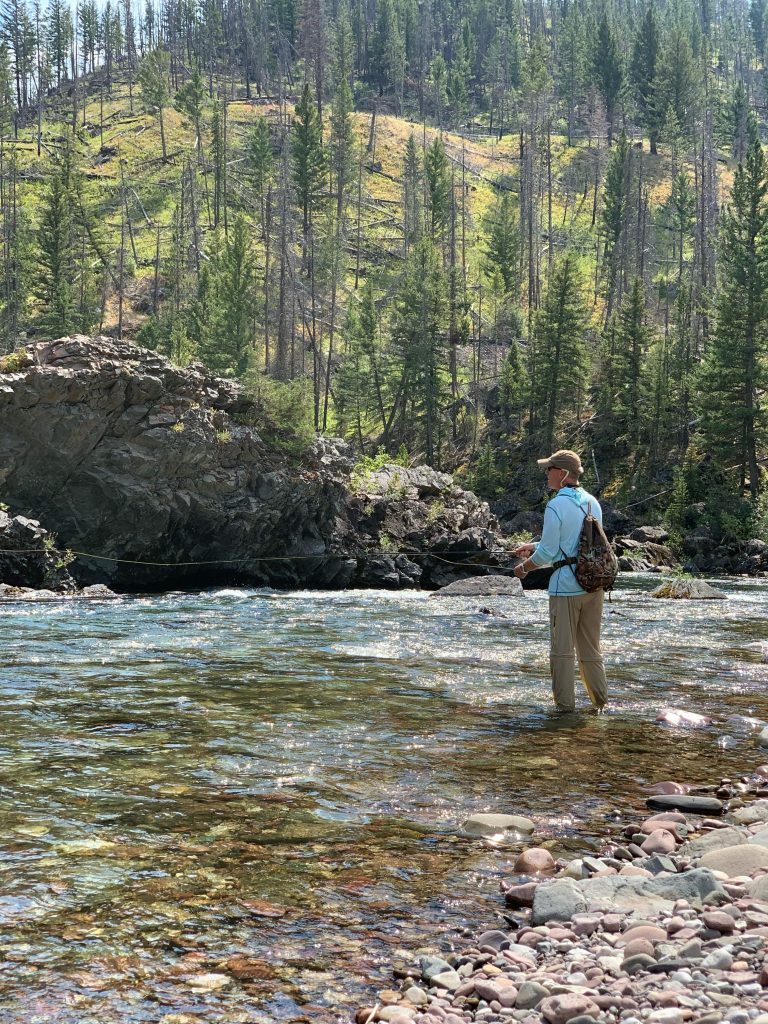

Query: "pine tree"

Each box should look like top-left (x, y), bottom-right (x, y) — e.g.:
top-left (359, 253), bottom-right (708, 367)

top-left (292, 80), bottom-right (327, 247)
top-left (699, 123), bottom-right (768, 498)
top-left (726, 81), bottom-right (750, 164)
top-left (591, 11), bottom-right (623, 145)
top-left (630, 6), bottom-right (659, 152)
top-left (402, 132), bottom-right (422, 254)
top-left (751, 0), bottom-right (767, 62)
top-left (600, 129), bottom-right (631, 317)
top-left (424, 136), bottom-right (450, 241)
top-left (195, 215), bottom-right (255, 375)
top-left (46, 0), bottom-right (72, 88)
top-left (35, 144), bottom-right (79, 337)
top-left (498, 338), bottom-right (528, 432)
top-left (429, 54), bottom-right (448, 127)
top-left (650, 28), bottom-right (699, 145)
top-left (0, 153), bottom-right (31, 351)
top-left (484, 190), bottom-right (518, 293)
top-left (337, 278), bottom-right (386, 441)
top-left (330, 77), bottom-right (354, 220)
top-left (137, 47), bottom-right (170, 160)
top-left (210, 100), bottom-right (227, 229)
top-left (533, 254), bottom-right (588, 449)
top-left (668, 170), bottom-right (696, 283)
top-left (558, 4), bottom-right (586, 147)
top-left (613, 278), bottom-right (653, 447)
top-left (174, 69), bottom-right (207, 161)
top-left (246, 115), bottom-right (274, 236)
top-left (371, 0), bottom-right (404, 106)
top-left (391, 238), bottom-right (448, 465)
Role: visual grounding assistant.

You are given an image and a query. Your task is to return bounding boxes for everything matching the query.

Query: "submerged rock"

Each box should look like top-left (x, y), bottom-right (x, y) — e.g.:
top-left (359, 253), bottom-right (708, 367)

top-left (656, 708), bottom-right (711, 728)
top-left (651, 578), bottom-right (727, 599)
top-left (462, 813), bottom-right (535, 837)
top-left (431, 574), bottom-right (523, 597)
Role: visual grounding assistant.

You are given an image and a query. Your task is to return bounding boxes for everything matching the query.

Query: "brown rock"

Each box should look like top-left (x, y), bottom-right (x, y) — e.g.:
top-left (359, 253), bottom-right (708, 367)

top-left (504, 881), bottom-right (538, 907)
top-left (623, 938), bottom-right (656, 959)
top-left (540, 993), bottom-right (601, 1024)
top-left (474, 978), bottom-right (517, 1006)
top-left (666, 917), bottom-right (686, 934)
top-left (619, 865), bottom-right (653, 877)
top-left (514, 847), bottom-right (557, 875)
top-left (702, 910), bottom-right (736, 933)
top-left (222, 956), bottom-right (278, 981)
top-left (641, 829), bottom-right (677, 855)
top-left (639, 819), bottom-right (681, 839)
top-left (619, 925), bottom-right (667, 945)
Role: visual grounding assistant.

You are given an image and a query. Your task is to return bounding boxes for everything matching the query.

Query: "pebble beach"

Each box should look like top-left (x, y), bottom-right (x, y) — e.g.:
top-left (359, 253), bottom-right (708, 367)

top-left (355, 768), bottom-right (768, 1024)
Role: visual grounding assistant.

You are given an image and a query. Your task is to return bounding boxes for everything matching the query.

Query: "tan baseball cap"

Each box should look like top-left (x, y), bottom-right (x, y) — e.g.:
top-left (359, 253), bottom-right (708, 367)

top-left (536, 449), bottom-right (584, 477)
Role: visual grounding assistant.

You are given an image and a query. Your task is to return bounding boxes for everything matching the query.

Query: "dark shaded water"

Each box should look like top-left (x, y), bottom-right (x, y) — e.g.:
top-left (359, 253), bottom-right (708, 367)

top-left (1, 576), bottom-right (768, 1022)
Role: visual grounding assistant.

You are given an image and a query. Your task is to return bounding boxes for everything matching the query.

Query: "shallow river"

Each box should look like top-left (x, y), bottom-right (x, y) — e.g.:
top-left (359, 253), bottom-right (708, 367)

top-left (1, 576), bottom-right (768, 1023)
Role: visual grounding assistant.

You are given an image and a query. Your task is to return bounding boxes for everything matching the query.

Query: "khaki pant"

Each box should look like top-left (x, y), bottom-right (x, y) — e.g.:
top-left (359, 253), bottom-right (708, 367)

top-left (548, 592), bottom-right (608, 712)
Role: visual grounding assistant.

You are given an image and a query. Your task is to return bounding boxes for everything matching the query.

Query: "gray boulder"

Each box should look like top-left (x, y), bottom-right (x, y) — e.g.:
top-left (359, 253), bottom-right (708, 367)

top-left (651, 579), bottom-right (727, 600)
top-left (532, 869), bottom-right (723, 925)
top-left (433, 575), bottom-right (523, 597)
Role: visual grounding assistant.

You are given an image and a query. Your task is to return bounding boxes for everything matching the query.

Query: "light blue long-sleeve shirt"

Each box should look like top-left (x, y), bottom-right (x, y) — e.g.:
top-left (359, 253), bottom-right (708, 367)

top-left (529, 486), bottom-right (602, 596)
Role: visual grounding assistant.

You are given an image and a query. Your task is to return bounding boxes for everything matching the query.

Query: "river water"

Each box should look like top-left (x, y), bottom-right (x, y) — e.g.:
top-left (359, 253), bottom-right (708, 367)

top-left (1, 576), bottom-right (768, 1023)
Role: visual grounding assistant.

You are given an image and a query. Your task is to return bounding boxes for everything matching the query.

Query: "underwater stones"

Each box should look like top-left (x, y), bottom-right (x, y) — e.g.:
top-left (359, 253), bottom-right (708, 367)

top-left (463, 813), bottom-right (535, 838)
top-left (646, 795), bottom-right (725, 815)
top-left (656, 709), bottom-right (712, 728)
top-left (514, 847), bottom-right (557, 875)
top-left (650, 579), bottom-right (727, 599)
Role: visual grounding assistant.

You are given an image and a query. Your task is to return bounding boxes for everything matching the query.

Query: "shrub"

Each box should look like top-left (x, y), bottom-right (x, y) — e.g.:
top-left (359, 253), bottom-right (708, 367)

top-left (241, 370), bottom-right (315, 458)
top-left (351, 445), bottom-right (410, 491)
top-left (0, 349), bottom-right (27, 373)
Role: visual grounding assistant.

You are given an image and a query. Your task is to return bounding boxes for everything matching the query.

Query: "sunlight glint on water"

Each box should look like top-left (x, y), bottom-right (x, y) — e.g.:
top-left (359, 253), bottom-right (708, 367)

top-left (0, 575), bottom-right (767, 1021)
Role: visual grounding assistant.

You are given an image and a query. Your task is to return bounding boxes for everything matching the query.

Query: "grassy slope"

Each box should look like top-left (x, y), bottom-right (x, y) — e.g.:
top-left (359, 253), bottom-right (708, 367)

top-left (11, 72), bottom-right (726, 341)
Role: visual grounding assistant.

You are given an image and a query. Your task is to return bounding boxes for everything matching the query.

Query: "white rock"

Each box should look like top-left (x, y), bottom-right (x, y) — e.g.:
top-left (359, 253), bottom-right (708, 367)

top-left (655, 708), bottom-right (710, 728)
top-left (462, 813), bottom-right (535, 837)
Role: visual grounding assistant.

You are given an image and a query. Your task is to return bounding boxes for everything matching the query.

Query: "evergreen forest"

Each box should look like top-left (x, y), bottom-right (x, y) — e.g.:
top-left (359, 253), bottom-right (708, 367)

top-left (1, 0), bottom-right (768, 538)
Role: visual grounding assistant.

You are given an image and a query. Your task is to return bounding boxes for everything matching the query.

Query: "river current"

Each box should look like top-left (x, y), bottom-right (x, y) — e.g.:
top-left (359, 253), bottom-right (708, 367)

top-left (1, 576), bottom-right (767, 1022)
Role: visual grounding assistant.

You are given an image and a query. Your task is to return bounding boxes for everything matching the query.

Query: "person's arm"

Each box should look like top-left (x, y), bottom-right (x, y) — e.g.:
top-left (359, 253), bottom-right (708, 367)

top-left (514, 505), bottom-right (562, 577)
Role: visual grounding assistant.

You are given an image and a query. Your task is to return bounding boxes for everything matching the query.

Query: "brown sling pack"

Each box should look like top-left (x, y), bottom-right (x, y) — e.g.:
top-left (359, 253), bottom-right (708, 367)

top-left (553, 501), bottom-right (619, 594)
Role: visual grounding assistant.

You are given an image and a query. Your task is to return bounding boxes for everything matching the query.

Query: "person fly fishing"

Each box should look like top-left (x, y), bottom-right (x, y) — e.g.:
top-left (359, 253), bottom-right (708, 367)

top-left (512, 449), bottom-right (609, 714)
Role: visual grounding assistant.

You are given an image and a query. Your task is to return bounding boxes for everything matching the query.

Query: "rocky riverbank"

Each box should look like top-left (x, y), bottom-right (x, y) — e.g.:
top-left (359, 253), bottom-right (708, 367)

top-left (355, 767), bottom-right (768, 1024)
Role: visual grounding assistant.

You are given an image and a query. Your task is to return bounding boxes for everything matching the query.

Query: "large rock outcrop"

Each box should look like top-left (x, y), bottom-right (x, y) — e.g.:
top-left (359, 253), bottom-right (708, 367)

top-left (0, 511), bottom-right (77, 592)
top-left (0, 336), bottom-right (518, 591)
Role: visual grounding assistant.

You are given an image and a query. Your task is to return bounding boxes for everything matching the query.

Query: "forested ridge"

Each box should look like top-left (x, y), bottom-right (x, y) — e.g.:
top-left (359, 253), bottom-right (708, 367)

top-left (0, 0), bottom-right (767, 541)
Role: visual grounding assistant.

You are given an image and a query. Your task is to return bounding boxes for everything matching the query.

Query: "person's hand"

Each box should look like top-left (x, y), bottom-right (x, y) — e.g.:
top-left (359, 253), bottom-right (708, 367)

top-left (512, 542), bottom-right (535, 557)
top-left (514, 563), bottom-right (528, 579)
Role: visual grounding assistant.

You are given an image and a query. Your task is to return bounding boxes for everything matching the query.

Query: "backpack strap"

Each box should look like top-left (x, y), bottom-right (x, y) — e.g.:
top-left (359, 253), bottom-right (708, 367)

top-left (552, 556), bottom-right (577, 570)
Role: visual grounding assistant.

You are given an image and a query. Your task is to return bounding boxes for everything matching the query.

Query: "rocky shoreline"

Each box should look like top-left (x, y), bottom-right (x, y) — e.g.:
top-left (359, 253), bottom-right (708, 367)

top-left (355, 766), bottom-right (768, 1024)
